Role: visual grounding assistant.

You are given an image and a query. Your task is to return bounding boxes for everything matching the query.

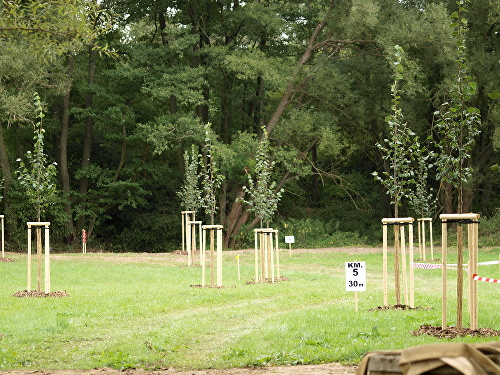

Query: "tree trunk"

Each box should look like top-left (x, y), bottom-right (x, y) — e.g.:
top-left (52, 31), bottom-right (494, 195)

top-left (0, 123), bottom-right (12, 214)
top-left (76, 46), bottom-right (97, 234)
top-left (59, 54), bottom-right (75, 242)
top-left (224, 186), bottom-right (246, 247)
top-left (265, 0), bottom-right (337, 136)
top-left (441, 181), bottom-right (454, 214)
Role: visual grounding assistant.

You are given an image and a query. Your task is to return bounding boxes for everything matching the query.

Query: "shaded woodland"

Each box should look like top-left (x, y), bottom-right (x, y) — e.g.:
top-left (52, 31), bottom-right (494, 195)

top-left (0, 0), bottom-right (498, 251)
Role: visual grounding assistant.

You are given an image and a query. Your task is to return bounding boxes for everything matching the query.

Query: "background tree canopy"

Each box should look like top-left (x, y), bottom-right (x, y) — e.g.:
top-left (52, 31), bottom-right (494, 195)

top-left (0, 0), bottom-right (498, 251)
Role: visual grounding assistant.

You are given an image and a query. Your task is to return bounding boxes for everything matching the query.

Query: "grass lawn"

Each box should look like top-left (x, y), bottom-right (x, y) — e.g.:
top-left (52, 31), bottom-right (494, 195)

top-left (1, 246), bottom-right (499, 371)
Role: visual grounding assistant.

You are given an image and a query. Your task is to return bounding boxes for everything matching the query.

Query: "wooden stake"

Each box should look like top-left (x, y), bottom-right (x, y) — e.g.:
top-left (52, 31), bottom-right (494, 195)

top-left (254, 230), bottom-right (259, 283)
top-left (417, 219), bottom-right (422, 260)
top-left (1, 215), bottom-right (4, 258)
top-left (210, 229), bottom-right (215, 287)
top-left (441, 219), bottom-right (447, 329)
top-left (382, 223), bottom-right (388, 306)
top-left (400, 225), bottom-right (408, 306)
top-left (236, 256), bottom-right (240, 281)
top-left (275, 230), bottom-right (280, 280)
top-left (27, 222), bottom-right (51, 294)
top-left (27, 226), bottom-right (32, 292)
top-left (202, 228), bottom-right (206, 288)
top-left (394, 225), bottom-right (401, 305)
top-left (409, 223), bottom-right (415, 308)
top-left (44, 224), bottom-right (50, 294)
top-left (422, 219), bottom-right (426, 261)
top-left (269, 232), bottom-right (275, 283)
top-left (430, 220), bottom-right (434, 261)
top-left (457, 224), bottom-right (464, 329)
top-left (217, 227), bottom-right (222, 287)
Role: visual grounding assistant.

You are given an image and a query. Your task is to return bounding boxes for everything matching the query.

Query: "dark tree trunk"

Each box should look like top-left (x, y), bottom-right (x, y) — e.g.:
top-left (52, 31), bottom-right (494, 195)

top-left (76, 46), bottom-right (97, 235)
top-left (59, 54), bottom-right (75, 242)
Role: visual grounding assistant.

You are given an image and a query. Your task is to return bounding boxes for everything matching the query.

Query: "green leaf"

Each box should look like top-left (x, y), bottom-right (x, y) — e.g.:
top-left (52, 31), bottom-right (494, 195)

top-left (488, 90), bottom-right (500, 100)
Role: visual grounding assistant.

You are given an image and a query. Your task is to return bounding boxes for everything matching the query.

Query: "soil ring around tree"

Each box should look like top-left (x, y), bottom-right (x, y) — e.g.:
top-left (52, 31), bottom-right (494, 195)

top-left (12, 290), bottom-right (70, 298)
top-left (412, 324), bottom-right (500, 339)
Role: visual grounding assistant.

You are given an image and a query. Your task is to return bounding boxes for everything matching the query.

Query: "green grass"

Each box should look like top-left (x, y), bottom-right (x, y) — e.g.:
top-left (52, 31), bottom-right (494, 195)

top-left (1, 247), bottom-right (499, 371)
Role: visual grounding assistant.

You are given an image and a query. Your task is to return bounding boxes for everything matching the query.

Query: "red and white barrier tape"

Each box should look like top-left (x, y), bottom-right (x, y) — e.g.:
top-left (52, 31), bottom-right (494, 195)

top-left (472, 274), bottom-right (500, 284)
top-left (412, 259), bottom-right (500, 270)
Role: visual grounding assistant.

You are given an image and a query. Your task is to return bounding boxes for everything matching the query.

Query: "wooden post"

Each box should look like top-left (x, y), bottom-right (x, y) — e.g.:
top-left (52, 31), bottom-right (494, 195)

top-left (27, 226), bottom-right (32, 292)
top-left (181, 211), bottom-right (194, 257)
top-left (217, 227), bottom-right (223, 287)
top-left (409, 223), bottom-right (415, 308)
top-left (381, 218), bottom-right (414, 307)
top-left (269, 232), bottom-right (275, 283)
top-left (355, 291), bottom-right (358, 313)
top-left (254, 230), bottom-right (259, 283)
top-left (201, 228), bottom-right (206, 288)
top-left (187, 220), bottom-right (203, 266)
top-left (236, 255), bottom-right (240, 281)
top-left (0, 215), bottom-right (4, 258)
top-left (27, 222), bottom-right (51, 294)
top-left (417, 219), bottom-right (422, 260)
top-left (382, 223), bottom-right (388, 306)
top-left (254, 228), bottom-right (278, 283)
top-left (400, 225), bottom-right (408, 306)
top-left (274, 230), bottom-right (280, 280)
top-left (44, 224), bottom-right (50, 293)
top-left (430, 219), bottom-right (434, 261)
top-left (201, 225), bottom-right (223, 288)
top-left (439, 213), bottom-right (480, 330)
top-left (186, 218), bottom-right (192, 266)
top-left (421, 219), bottom-right (426, 261)
top-left (441, 218), bottom-right (448, 329)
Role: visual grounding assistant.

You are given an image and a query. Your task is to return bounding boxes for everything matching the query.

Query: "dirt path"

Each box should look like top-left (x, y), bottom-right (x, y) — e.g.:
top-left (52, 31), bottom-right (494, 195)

top-left (0, 364), bottom-right (358, 375)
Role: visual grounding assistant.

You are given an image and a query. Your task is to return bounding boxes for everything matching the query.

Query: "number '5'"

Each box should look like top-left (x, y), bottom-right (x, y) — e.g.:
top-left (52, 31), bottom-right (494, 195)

top-left (352, 269), bottom-right (358, 276)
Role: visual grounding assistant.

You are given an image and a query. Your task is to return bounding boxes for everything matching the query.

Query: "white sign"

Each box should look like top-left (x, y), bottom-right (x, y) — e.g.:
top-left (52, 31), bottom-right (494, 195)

top-left (345, 261), bottom-right (366, 291)
top-left (284, 236), bottom-right (295, 244)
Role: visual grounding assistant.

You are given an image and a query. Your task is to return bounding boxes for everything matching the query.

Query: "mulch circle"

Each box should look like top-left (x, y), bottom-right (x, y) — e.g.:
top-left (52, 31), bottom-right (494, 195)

top-left (1, 257), bottom-right (15, 262)
top-left (368, 304), bottom-right (432, 311)
top-left (245, 276), bottom-right (290, 284)
top-left (12, 290), bottom-right (70, 298)
top-left (412, 324), bottom-right (500, 339)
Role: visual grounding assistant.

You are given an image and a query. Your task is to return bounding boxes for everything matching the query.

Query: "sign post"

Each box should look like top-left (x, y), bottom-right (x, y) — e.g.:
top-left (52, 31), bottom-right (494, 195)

top-left (345, 261), bottom-right (366, 312)
top-left (285, 236), bottom-right (294, 257)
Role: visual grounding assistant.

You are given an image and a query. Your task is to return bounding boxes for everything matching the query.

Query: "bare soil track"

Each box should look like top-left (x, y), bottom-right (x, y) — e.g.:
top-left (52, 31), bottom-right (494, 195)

top-left (0, 364), bottom-right (358, 375)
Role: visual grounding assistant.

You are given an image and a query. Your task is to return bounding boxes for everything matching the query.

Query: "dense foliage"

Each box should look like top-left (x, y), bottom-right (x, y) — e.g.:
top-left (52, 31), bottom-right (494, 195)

top-left (0, 0), bottom-right (498, 251)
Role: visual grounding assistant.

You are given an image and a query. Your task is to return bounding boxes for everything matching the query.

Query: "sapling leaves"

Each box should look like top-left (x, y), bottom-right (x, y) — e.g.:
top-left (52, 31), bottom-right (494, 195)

top-left (241, 127), bottom-right (283, 228)
top-left (16, 92), bottom-right (58, 222)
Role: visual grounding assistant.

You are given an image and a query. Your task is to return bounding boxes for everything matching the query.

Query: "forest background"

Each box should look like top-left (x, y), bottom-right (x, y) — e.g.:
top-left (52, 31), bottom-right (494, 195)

top-left (0, 0), bottom-right (499, 252)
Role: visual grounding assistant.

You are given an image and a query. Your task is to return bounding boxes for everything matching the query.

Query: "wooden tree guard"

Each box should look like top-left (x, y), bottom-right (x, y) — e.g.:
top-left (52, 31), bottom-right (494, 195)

top-left (382, 218), bottom-right (415, 308)
top-left (0, 215), bottom-right (4, 258)
top-left (27, 222), bottom-right (51, 293)
top-left (417, 218), bottom-right (433, 261)
top-left (253, 228), bottom-right (280, 283)
top-left (201, 225), bottom-right (223, 287)
top-left (186, 220), bottom-right (202, 266)
top-left (181, 211), bottom-right (195, 256)
top-left (440, 213), bottom-right (480, 330)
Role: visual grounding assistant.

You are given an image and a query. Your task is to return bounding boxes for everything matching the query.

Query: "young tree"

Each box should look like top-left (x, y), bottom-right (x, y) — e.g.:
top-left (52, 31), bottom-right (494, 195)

top-left (241, 128), bottom-right (283, 228)
top-left (177, 145), bottom-right (202, 214)
top-left (373, 45), bottom-right (420, 218)
top-left (432, 1), bottom-right (481, 328)
top-left (200, 123), bottom-right (224, 225)
top-left (373, 45), bottom-right (420, 306)
top-left (16, 92), bottom-right (58, 292)
top-left (16, 93), bottom-right (58, 223)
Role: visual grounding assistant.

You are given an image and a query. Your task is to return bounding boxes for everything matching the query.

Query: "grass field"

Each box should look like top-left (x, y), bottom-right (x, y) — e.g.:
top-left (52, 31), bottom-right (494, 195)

top-left (1, 246), bottom-right (499, 371)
